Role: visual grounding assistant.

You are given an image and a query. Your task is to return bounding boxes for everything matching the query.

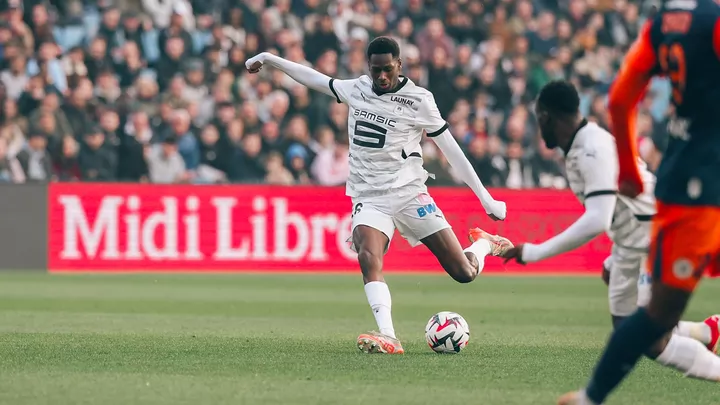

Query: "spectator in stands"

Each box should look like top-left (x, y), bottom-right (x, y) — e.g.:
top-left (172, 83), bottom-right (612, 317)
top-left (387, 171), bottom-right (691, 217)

top-left (1, 98), bottom-right (27, 156)
top-left (85, 37), bottom-right (112, 83)
top-left (147, 135), bottom-right (187, 183)
top-left (52, 135), bottom-right (82, 182)
top-left (116, 111), bottom-right (150, 182)
top-left (1, 53), bottom-right (29, 100)
top-left (0, 137), bottom-right (21, 182)
top-left (78, 127), bottom-right (117, 181)
top-left (6, 3), bottom-right (33, 56)
top-left (61, 76), bottom-right (94, 139)
top-left (116, 41), bottom-right (146, 89)
top-left (15, 132), bottom-right (52, 183)
top-left (0, 0), bottom-right (671, 188)
top-left (99, 108), bottom-right (122, 148)
top-left (265, 151), bottom-right (294, 185)
top-left (167, 109), bottom-right (199, 175)
top-left (197, 124), bottom-right (233, 183)
top-left (182, 59), bottom-right (208, 104)
top-left (310, 129), bottom-right (349, 186)
top-left (237, 132), bottom-right (265, 183)
top-left (17, 75), bottom-right (47, 117)
top-left (466, 136), bottom-right (506, 188)
top-left (530, 142), bottom-right (567, 189)
top-left (29, 91), bottom-right (72, 145)
top-left (94, 69), bottom-right (122, 107)
top-left (27, 41), bottom-right (67, 94)
top-left (62, 46), bottom-right (89, 80)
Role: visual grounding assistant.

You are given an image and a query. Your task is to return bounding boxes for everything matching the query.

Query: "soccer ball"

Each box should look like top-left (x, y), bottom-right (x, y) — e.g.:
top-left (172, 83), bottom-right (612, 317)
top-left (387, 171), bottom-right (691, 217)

top-left (425, 311), bottom-right (470, 353)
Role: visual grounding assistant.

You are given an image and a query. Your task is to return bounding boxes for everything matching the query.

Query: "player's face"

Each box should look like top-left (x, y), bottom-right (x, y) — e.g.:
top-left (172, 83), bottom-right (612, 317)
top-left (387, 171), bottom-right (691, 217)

top-left (368, 53), bottom-right (401, 92)
top-left (535, 104), bottom-right (558, 149)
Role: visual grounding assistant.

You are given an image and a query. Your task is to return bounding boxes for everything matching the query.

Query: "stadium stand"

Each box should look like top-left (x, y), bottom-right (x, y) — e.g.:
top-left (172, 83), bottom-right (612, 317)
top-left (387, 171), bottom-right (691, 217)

top-left (0, 0), bottom-right (669, 188)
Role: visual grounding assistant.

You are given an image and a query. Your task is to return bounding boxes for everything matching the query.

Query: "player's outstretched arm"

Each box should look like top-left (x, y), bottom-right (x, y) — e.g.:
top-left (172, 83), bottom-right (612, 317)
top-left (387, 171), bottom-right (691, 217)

top-left (608, 22), bottom-right (655, 198)
top-left (430, 130), bottom-right (506, 220)
top-left (521, 194), bottom-right (615, 263)
top-left (245, 52), bottom-right (335, 98)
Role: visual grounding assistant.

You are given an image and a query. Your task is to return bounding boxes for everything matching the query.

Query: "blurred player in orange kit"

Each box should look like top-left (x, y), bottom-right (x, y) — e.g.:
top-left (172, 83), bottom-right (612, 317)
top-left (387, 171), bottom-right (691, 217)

top-left (559, 1), bottom-right (720, 404)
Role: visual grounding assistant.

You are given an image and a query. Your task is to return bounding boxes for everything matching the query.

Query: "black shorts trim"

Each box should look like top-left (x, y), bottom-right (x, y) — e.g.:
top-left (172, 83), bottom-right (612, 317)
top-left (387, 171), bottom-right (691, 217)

top-left (584, 190), bottom-right (617, 199)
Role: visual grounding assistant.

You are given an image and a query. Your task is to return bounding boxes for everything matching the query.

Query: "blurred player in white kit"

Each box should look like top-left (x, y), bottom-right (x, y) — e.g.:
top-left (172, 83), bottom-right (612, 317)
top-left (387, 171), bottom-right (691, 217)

top-left (503, 80), bottom-right (720, 383)
top-left (246, 37), bottom-right (513, 354)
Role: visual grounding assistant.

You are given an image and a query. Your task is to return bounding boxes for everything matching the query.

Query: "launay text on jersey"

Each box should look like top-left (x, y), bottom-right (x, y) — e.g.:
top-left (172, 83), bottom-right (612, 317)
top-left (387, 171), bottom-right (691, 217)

top-left (390, 96), bottom-right (415, 107)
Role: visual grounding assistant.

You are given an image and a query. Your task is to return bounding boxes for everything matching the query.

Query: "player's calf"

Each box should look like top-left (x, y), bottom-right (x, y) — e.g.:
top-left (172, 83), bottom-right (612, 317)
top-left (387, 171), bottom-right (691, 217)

top-left (647, 282), bottom-right (693, 331)
top-left (421, 228), bottom-right (480, 284)
top-left (444, 256), bottom-right (479, 284)
top-left (353, 225), bottom-right (388, 282)
top-left (357, 249), bottom-right (384, 281)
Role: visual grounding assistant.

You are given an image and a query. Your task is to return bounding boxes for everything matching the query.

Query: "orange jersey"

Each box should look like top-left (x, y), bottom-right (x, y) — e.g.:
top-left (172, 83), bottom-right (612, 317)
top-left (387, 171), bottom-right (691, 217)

top-left (609, 1), bottom-right (720, 206)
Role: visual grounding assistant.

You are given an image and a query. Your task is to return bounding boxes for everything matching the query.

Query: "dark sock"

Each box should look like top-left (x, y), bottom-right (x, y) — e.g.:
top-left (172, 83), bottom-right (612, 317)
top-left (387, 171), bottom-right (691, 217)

top-left (586, 308), bottom-right (669, 404)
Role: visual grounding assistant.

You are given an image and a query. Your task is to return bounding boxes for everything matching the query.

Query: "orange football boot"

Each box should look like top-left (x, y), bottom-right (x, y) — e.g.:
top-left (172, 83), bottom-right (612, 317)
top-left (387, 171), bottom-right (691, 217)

top-left (468, 227), bottom-right (514, 256)
top-left (557, 391), bottom-right (597, 405)
top-left (357, 331), bottom-right (404, 354)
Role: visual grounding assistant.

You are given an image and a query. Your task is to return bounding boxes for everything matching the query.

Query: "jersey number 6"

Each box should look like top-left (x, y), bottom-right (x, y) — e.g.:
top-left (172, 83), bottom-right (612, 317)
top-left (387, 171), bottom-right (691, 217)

top-left (658, 43), bottom-right (686, 105)
top-left (353, 121), bottom-right (387, 149)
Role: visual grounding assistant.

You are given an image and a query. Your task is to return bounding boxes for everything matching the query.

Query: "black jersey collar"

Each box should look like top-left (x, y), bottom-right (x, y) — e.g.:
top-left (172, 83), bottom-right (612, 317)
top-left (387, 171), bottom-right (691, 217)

top-left (372, 76), bottom-right (409, 96)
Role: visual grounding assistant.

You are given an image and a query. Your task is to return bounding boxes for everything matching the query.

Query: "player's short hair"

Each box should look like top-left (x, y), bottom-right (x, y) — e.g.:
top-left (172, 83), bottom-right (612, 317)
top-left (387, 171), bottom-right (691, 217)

top-left (366, 36), bottom-right (400, 60)
top-left (537, 80), bottom-right (580, 116)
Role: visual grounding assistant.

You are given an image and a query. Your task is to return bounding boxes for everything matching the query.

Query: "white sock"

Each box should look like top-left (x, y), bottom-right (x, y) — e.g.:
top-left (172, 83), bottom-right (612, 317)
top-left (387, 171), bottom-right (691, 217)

top-left (674, 321), bottom-right (712, 345)
top-left (463, 239), bottom-right (491, 275)
top-left (364, 281), bottom-right (396, 338)
top-left (656, 335), bottom-right (720, 381)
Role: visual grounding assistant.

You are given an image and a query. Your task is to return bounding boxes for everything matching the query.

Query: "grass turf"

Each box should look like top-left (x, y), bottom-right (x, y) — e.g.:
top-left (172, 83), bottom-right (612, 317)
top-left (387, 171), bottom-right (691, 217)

top-left (0, 273), bottom-right (718, 405)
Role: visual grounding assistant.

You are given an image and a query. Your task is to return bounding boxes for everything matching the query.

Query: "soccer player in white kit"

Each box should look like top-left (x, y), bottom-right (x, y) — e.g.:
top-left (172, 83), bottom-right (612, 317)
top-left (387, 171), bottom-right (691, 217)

top-left (503, 80), bottom-right (720, 383)
top-left (246, 37), bottom-right (513, 354)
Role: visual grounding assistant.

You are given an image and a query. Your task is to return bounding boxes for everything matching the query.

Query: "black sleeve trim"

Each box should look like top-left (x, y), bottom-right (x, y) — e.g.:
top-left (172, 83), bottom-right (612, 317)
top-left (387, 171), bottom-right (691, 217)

top-left (328, 78), bottom-right (342, 104)
top-left (426, 123), bottom-right (449, 138)
top-left (584, 190), bottom-right (617, 199)
top-left (635, 214), bottom-right (654, 222)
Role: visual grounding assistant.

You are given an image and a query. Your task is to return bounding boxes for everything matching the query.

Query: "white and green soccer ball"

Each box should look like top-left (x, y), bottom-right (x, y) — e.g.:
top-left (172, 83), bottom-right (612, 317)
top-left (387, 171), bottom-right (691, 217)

top-left (425, 311), bottom-right (470, 353)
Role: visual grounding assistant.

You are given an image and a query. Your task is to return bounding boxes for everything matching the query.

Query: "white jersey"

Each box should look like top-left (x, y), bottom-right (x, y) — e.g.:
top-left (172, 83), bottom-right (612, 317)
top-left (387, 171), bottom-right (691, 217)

top-left (565, 121), bottom-right (656, 252)
top-left (329, 76), bottom-right (448, 198)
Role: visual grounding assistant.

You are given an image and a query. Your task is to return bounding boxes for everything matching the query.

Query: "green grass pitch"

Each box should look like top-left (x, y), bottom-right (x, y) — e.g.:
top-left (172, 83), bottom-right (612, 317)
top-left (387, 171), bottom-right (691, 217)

top-left (0, 272), bottom-right (718, 405)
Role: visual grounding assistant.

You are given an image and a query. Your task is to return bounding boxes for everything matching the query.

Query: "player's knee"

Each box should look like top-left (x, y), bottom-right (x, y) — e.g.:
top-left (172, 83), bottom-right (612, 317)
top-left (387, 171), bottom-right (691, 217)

top-left (447, 262), bottom-right (477, 284)
top-left (357, 249), bottom-right (383, 277)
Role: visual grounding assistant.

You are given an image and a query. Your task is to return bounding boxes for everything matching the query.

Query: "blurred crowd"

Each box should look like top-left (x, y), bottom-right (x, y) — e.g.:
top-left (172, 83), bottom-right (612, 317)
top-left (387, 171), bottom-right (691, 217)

top-left (0, 0), bottom-right (671, 188)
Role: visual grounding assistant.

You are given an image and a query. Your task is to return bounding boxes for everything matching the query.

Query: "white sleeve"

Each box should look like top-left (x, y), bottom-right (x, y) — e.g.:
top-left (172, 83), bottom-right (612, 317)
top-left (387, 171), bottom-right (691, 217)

top-left (432, 130), bottom-right (506, 219)
top-left (521, 194), bottom-right (616, 263)
top-left (422, 94), bottom-right (505, 218)
top-left (260, 54), bottom-right (336, 98)
top-left (328, 78), bottom-right (359, 104)
top-left (415, 93), bottom-right (448, 136)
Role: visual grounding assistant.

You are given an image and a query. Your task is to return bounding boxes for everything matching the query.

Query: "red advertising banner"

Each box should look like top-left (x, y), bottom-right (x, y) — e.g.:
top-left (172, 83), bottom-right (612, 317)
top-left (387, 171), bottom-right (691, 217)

top-left (47, 183), bottom-right (611, 273)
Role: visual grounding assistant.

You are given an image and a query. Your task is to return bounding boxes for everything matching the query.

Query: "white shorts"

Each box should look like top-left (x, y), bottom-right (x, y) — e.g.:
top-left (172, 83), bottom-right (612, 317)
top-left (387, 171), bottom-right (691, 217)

top-left (605, 244), bottom-right (652, 317)
top-left (348, 189), bottom-right (451, 252)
